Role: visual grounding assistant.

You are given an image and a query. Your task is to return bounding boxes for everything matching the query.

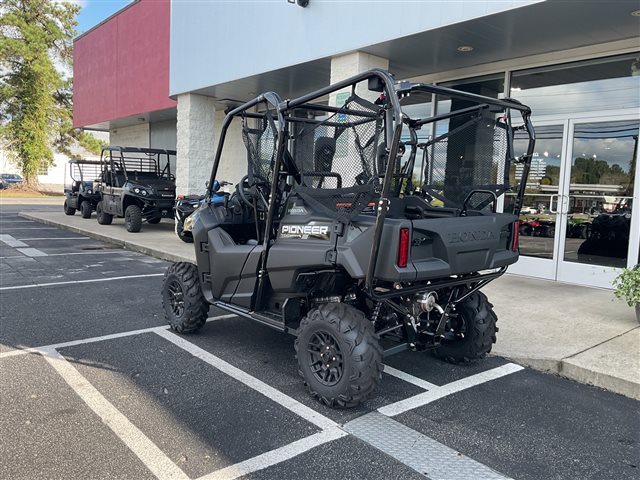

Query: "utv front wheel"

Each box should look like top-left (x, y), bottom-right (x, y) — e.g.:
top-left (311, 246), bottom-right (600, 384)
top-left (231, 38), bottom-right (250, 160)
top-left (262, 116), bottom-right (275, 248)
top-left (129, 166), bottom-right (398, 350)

top-left (432, 291), bottom-right (497, 364)
top-left (175, 218), bottom-right (193, 243)
top-left (80, 200), bottom-right (92, 218)
top-left (125, 204), bottom-right (142, 232)
top-left (96, 201), bottom-right (113, 225)
top-left (295, 303), bottom-right (383, 408)
top-left (63, 200), bottom-right (76, 216)
top-left (162, 262), bottom-right (209, 333)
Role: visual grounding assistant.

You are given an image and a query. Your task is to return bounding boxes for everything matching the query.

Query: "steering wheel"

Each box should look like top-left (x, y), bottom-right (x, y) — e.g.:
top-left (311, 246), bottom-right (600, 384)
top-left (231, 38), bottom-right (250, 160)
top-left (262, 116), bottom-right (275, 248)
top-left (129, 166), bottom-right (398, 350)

top-left (236, 174), bottom-right (269, 210)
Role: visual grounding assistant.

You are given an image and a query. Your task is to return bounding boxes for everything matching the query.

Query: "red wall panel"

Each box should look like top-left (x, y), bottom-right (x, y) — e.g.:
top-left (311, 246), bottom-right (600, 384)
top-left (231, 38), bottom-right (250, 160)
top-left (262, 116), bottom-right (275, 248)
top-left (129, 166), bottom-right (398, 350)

top-left (73, 0), bottom-right (175, 128)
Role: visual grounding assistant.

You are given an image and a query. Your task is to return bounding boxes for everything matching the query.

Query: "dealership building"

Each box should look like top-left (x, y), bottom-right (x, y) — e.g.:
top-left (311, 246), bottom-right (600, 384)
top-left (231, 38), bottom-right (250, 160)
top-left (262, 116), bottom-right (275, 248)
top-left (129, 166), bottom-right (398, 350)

top-left (73, 0), bottom-right (640, 289)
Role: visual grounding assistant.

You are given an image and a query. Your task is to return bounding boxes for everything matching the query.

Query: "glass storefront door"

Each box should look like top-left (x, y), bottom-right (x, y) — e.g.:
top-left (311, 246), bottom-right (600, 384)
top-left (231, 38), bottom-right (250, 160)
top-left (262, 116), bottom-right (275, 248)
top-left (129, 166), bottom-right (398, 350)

top-left (556, 117), bottom-right (639, 287)
top-left (506, 123), bottom-right (567, 280)
top-left (507, 115), bottom-right (640, 287)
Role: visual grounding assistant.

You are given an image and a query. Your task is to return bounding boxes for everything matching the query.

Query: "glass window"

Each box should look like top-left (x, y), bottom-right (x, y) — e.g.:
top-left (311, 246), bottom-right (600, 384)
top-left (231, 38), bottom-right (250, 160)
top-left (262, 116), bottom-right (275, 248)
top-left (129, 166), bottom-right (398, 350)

top-left (505, 125), bottom-right (565, 259)
top-left (510, 54), bottom-right (640, 116)
top-left (564, 120), bottom-right (639, 268)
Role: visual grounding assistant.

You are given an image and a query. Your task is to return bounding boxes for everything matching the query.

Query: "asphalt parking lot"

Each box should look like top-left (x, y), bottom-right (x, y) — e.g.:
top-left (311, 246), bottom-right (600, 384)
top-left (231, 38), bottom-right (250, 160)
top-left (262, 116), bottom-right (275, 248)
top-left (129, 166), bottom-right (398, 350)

top-left (1, 203), bottom-right (639, 480)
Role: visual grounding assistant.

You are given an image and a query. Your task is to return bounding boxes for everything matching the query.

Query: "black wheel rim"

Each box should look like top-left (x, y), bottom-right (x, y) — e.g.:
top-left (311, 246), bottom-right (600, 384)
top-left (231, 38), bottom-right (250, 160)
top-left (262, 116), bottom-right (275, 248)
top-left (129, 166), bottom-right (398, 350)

top-left (306, 330), bottom-right (343, 386)
top-left (441, 313), bottom-right (467, 343)
top-left (167, 279), bottom-right (185, 317)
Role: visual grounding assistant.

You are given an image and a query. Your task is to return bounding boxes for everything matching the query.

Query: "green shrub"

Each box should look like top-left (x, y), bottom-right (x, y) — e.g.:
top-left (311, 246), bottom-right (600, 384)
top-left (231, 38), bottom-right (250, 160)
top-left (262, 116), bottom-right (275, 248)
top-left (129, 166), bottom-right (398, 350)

top-left (613, 265), bottom-right (640, 307)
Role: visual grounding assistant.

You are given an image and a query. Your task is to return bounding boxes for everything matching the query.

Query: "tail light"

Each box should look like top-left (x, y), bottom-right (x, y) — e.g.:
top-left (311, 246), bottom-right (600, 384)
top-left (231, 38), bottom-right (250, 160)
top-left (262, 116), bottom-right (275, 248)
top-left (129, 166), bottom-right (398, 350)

top-left (512, 221), bottom-right (519, 252)
top-left (397, 228), bottom-right (410, 268)
top-left (177, 194), bottom-right (185, 200)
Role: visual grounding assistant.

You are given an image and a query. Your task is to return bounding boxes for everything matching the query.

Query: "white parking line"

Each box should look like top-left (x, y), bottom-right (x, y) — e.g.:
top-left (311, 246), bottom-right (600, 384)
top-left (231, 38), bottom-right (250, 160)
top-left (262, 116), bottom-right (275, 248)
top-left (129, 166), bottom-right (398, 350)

top-left (378, 363), bottom-right (525, 417)
top-left (0, 227), bottom-right (58, 230)
top-left (155, 328), bottom-right (338, 431)
top-left (0, 220), bottom-right (34, 223)
top-left (0, 315), bottom-right (236, 359)
top-left (40, 347), bottom-right (190, 480)
top-left (45, 251), bottom-right (124, 257)
top-left (0, 273), bottom-right (165, 292)
top-left (198, 427), bottom-right (347, 480)
top-left (0, 234), bottom-right (28, 247)
top-left (344, 412), bottom-right (510, 480)
top-left (16, 247), bottom-right (48, 257)
top-left (384, 365), bottom-right (439, 390)
top-left (17, 237), bottom-right (89, 241)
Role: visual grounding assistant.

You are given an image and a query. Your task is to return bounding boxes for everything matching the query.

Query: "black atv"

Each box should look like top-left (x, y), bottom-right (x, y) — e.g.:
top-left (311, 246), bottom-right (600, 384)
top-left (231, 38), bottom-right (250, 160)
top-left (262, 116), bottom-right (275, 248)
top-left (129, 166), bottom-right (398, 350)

top-left (95, 147), bottom-right (176, 232)
top-left (174, 182), bottom-right (230, 243)
top-left (63, 159), bottom-right (102, 218)
top-left (161, 69), bottom-right (535, 408)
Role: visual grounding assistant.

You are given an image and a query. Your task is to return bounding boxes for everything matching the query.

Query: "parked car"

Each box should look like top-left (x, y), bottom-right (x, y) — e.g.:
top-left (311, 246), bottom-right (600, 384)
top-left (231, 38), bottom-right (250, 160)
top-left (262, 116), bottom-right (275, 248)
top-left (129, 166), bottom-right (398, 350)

top-left (0, 173), bottom-right (24, 186)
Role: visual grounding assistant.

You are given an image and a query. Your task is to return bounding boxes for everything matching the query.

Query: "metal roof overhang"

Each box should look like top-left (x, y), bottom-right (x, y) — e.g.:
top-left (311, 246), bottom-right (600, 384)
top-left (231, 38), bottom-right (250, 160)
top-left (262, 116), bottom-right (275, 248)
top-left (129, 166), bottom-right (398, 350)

top-left (88, 0), bottom-right (639, 129)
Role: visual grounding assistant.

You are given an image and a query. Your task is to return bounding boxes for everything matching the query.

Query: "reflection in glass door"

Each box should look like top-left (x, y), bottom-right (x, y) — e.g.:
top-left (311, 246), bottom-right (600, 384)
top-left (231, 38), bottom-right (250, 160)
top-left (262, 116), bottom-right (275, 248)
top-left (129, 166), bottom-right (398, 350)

top-left (557, 119), bottom-right (639, 287)
top-left (505, 123), bottom-right (566, 280)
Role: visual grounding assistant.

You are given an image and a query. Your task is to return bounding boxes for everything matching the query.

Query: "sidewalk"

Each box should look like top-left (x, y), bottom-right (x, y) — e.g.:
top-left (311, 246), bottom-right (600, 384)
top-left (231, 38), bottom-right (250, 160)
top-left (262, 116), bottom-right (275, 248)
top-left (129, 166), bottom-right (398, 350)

top-left (18, 209), bottom-right (640, 401)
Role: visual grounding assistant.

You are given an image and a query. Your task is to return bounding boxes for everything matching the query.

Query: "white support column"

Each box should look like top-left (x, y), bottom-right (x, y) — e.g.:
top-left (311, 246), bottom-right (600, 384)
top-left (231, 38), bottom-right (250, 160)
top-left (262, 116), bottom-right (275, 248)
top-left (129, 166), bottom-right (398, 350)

top-left (329, 51), bottom-right (389, 106)
top-left (176, 93), bottom-right (216, 196)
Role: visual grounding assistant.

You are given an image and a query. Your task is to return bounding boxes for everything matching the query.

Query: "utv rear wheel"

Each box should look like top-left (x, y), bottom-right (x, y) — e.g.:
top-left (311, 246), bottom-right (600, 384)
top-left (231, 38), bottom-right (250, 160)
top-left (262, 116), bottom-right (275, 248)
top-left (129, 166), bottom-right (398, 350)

top-left (80, 200), bottom-right (92, 218)
top-left (432, 291), bottom-right (497, 364)
top-left (162, 262), bottom-right (209, 333)
top-left (295, 303), bottom-right (383, 408)
top-left (125, 204), bottom-right (142, 232)
top-left (96, 201), bottom-right (113, 225)
top-left (63, 200), bottom-right (76, 216)
top-left (175, 218), bottom-right (193, 243)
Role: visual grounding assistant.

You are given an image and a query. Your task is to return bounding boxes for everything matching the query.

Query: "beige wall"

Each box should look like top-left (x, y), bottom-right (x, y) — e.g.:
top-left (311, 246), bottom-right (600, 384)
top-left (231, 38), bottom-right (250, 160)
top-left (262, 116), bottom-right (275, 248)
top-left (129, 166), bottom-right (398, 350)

top-left (109, 123), bottom-right (150, 148)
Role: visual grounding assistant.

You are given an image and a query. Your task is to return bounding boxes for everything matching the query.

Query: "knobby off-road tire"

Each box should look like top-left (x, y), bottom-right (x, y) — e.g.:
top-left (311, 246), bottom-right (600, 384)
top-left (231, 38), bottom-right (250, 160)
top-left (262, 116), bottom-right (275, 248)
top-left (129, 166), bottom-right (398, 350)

top-left (162, 262), bottom-right (209, 333)
top-left (147, 217), bottom-right (161, 224)
top-left (63, 199), bottom-right (76, 216)
top-left (295, 303), bottom-right (383, 408)
top-left (80, 200), bottom-right (92, 218)
top-left (433, 291), bottom-right (497, 364)
top-left (175, 218), bottom-right (194, 243)
top-left (125, 204), bottom-right (142, 233)
top-left (96, 201), bottom-right (113, 225)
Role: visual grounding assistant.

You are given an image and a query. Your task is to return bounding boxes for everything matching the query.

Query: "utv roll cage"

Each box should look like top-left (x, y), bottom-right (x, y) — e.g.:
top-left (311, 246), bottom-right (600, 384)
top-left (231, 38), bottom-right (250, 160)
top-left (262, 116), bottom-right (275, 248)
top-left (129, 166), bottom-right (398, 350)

top-left (206, 69), bottom-right (535, 303)
top-left (64, 159), bottom-right (102, 193)
top-left (100, 146), bottom-right (176, 184)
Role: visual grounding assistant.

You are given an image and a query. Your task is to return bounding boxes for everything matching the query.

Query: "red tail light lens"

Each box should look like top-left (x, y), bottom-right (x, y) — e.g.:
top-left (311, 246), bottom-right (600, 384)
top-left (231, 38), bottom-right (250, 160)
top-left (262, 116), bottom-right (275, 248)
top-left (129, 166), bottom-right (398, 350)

top-left (397, 228), bottom-right (410, 268)
top-left (512, 221), bottom-right (519, 252)
top-left (177, 194), bottom-right (185, 199)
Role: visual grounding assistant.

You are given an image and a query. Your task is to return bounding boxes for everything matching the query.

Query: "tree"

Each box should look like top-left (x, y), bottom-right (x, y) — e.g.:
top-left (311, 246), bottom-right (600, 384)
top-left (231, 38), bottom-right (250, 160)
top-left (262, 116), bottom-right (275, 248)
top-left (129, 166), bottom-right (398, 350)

top-left (0, 0), bottom-right (100, 186)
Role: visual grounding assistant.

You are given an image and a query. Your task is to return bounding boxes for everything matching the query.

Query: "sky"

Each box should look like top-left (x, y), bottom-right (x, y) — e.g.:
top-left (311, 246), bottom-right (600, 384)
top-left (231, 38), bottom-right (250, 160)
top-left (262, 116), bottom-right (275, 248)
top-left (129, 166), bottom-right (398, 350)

top-left (75, 0), bottom-right (133, 35)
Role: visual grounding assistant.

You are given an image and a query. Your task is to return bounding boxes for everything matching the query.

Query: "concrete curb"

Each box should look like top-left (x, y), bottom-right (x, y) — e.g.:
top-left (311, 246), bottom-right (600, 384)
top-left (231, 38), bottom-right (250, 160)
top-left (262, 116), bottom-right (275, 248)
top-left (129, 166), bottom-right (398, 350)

top-left (496, 353), bottom-right (640, 400)
top-left (19, 212), bottom-right (193, 264)
top-left (560, 360), bottom-right (640, 400)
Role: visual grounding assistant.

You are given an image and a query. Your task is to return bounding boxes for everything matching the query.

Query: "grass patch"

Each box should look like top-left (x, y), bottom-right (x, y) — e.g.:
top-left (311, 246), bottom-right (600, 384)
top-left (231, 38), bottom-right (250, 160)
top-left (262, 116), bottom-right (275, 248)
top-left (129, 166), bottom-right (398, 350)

top-left (0, 185), bottom-right (63, 198)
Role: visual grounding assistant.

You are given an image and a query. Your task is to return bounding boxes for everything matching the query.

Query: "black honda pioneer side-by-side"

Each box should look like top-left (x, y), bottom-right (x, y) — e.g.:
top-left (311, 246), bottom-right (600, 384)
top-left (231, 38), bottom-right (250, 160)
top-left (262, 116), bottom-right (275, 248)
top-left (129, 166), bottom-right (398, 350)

top-left (63, 159), bottom-right (102, 218)
top-left (95, 147), bottom-right (176, 232)
top-left (162, 69), bottom-right (535, 408)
